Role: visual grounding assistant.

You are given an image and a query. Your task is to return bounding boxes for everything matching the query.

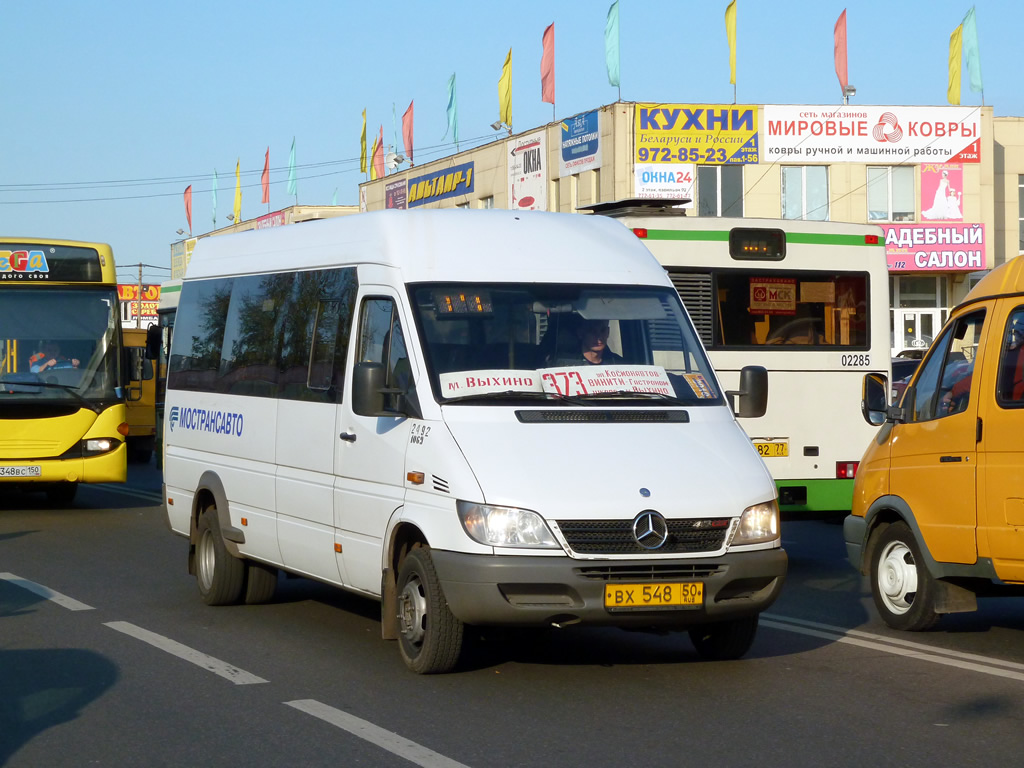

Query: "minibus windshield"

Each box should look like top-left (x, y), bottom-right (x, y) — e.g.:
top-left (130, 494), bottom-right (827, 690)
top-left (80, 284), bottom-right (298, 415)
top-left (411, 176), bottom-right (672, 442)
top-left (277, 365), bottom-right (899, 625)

top-left (410, 283), bottom-right (723, 405)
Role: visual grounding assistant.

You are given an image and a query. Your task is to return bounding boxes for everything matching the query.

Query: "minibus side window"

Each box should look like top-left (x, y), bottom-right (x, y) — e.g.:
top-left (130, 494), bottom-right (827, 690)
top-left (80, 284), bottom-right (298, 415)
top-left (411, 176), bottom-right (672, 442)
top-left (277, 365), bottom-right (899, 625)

top-left (911, 310), bottom-right (985, 421)
top-left (996, 307), bottom-right (1024, 407)
top-left (356, 298), bottom-right (413, 415)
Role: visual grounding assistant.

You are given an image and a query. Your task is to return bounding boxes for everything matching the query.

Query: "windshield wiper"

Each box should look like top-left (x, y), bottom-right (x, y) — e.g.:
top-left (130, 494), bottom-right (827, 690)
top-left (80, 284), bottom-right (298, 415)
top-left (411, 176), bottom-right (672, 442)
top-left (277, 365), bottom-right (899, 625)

top-left (0, 380), bottom-right (102, 413)
top-left (577, 390), bottom-right (692, 406)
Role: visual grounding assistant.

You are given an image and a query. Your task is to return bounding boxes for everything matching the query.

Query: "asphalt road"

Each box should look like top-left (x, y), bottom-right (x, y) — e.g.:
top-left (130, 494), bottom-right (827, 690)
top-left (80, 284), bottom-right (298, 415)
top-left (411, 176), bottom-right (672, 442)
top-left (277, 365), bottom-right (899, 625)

top-left (3, 464), bottom-right (1024, 768)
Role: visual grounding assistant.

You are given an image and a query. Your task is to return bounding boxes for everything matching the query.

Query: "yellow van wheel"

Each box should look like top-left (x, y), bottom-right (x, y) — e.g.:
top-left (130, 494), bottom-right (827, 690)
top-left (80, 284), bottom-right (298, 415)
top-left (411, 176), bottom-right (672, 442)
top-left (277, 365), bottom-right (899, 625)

top-left (870, 522), bottom-right (939, 631)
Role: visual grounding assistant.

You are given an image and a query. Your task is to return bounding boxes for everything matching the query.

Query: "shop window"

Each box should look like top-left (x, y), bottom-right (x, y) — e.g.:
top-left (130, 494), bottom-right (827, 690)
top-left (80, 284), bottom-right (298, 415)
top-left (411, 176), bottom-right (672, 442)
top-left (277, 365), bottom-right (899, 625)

top-left (782, 166), bottom-right (829, 221)
top-left (867, 166), bottom-right (915, 222)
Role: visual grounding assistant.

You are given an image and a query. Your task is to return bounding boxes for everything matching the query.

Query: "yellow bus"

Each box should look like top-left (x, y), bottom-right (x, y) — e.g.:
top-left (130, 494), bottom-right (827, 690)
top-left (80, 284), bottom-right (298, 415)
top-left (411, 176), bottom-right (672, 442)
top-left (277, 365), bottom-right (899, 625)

top-left (122, 326), bottom-right (157, 463)
top-left (0, 238), bottom-right (129, 504)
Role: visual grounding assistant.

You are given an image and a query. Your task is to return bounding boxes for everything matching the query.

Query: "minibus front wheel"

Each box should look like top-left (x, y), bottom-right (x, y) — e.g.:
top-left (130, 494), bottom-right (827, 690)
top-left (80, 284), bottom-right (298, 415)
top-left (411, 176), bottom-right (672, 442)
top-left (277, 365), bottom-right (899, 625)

top-left (396, 547), bottom-right (464, 674)
top-left (195, 504), bottom-right (245, 606)
top-left (689, 615), bottom-right (759, 660)
top-left (870, 522), bottom-right (939, 631)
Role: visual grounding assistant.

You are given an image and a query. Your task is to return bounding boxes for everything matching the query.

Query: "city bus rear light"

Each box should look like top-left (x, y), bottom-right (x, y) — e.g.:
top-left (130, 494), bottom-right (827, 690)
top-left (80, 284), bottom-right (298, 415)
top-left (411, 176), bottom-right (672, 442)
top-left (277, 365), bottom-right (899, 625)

top-left (836, 461), bottom-right (859, 479)
top-left (632, 228), bottom-right (648, 239)
top-left (865, 235), bottom-right (880, 244)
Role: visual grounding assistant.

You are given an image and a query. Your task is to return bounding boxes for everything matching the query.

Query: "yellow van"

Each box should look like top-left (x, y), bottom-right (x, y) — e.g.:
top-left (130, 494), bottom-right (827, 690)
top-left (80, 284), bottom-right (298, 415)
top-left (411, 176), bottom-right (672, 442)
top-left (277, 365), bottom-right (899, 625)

top-left (846, 254), bottom-right (1024, 630)
top-left (122, 327), bottom-right (157, 463)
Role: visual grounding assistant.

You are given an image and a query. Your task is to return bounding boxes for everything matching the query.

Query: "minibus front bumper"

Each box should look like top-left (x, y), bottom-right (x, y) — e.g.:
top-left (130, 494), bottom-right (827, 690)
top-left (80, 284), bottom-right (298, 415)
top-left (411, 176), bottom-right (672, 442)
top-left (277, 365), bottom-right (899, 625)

top-left (430, 548), bottom-right (787, 628)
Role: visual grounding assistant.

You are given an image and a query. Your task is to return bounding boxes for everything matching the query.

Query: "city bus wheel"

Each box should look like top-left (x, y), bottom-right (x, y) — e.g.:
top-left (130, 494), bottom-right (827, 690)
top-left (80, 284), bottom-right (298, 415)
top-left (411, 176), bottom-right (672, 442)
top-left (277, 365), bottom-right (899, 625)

top-left (44, 483), bottom-right (78, 507)
top-left (870, 522), bottom-right (939, 631)
top-left (195, 504), bottom-right (244, 606)
top-left (689, 615), bottom-right (759, 660)
top-left (396, 547), bottom-right (464, 674)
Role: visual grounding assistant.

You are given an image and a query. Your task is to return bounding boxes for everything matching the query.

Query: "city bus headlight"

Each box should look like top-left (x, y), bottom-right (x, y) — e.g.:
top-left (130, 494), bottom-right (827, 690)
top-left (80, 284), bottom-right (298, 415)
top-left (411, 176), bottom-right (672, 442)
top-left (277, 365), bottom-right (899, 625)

top-left (456, 500), bottom-right (560, 548)
top-left (734, 500), bottom-right (780, 545)
top-left (83, 438), bottom-right (117, 455)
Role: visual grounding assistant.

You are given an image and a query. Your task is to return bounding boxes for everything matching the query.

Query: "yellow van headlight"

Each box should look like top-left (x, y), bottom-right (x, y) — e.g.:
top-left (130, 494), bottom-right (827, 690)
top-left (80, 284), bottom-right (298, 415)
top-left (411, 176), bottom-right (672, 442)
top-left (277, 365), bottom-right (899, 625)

top-left (734, 500), bottom-right (780, 545)
top-left (456, 500), bottom-right (560, 548)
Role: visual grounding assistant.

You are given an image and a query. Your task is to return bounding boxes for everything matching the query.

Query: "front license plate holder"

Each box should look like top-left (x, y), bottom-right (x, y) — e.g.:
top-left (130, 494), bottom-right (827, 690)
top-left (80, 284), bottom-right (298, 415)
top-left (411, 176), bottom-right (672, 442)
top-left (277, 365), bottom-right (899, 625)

top-left (604, 582), bottom-right (704, 611)
top-left (0, 465), bottom-right (42, 478)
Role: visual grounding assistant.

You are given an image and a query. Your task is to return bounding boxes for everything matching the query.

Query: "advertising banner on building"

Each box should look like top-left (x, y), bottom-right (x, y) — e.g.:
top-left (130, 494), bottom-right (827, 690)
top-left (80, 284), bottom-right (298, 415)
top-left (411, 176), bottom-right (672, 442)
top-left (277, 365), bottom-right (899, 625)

top-left (385, 178), bottom-right (407, 209)
top-left (508, 131), bottom-right (547, 211)
top-left (408, 161), bottom-right (474, 208)
top-left (559, 110), bottom-right (602, 177)
top-left (256, 211), bottom-right (286, 229)
top-left (118, 284), bottom-right (161, 324)
top-left (881, 223), bottom-right (985, 272)
top-left (920, 163), bottom-right (963, 221)
top-left (763, 105), bottom-right (981, 164)
top-left (635, 104), bottom-right (759, 165)
top-left (633, 163), bottom-right (695, 205)
top-left (170, 237), bottom-right (197, 280)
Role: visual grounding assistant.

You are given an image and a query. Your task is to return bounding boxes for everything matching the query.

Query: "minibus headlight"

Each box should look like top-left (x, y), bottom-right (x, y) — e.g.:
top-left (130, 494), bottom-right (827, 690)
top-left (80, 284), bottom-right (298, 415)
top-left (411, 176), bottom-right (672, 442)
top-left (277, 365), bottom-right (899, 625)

top-left (456, 501), bottom-right (560, 548)
top-left (734, 500), bottom-right (780, 545)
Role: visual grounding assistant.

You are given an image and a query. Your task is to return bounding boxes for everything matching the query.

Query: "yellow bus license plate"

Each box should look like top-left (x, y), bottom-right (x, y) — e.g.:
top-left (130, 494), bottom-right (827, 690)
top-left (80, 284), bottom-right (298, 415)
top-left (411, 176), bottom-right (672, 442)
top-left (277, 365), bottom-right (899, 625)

top-left (754, 441), bottom-right (788, 457)
top-left (604, 582), bottom-right (703, 609)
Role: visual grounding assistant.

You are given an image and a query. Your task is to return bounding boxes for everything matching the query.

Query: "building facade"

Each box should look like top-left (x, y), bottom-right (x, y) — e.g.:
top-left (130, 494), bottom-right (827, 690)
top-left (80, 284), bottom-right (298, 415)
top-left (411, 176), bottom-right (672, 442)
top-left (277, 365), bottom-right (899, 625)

top-left (359, 102), bottom-right (1022, 357)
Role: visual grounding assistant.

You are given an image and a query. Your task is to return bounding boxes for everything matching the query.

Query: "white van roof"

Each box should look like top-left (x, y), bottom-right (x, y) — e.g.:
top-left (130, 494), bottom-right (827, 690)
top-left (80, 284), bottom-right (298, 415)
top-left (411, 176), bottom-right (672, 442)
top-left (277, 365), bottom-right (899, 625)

top-left (183, 209), bottom-right (672, 287)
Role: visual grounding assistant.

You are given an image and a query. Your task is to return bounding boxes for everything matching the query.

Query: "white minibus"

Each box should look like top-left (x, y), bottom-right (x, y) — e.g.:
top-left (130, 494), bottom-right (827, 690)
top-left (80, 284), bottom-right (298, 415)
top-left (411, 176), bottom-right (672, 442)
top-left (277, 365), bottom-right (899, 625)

top-left (163, 209), bottom-right (787, 673)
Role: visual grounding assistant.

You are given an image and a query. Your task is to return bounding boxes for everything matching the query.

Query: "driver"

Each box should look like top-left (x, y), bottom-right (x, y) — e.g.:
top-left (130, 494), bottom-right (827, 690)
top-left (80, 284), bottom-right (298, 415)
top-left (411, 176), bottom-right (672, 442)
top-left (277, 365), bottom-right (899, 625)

top-left (554, 319), bottom-right (623, 366)
top-left (29, 342), bottom-right (80, 373)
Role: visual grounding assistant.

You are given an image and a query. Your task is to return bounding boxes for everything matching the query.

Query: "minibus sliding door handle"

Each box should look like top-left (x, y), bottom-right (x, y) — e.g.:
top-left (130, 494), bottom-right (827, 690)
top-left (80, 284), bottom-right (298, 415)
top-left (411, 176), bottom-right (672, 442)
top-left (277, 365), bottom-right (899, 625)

top-left (939, 455), bottom-right (963, 463)
top-left (339, 432), bottom-right (357, 443)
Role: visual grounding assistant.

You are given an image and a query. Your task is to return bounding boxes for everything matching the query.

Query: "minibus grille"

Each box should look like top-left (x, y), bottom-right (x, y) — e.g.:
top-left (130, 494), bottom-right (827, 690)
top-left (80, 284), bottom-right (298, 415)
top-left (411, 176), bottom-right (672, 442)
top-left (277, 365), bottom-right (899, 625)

top-left (516, 410), bottom-right (689, 423)
top-left (556, 519), bottom-right (730, 555)
top-left (576, 563), bottom-right (725, 581)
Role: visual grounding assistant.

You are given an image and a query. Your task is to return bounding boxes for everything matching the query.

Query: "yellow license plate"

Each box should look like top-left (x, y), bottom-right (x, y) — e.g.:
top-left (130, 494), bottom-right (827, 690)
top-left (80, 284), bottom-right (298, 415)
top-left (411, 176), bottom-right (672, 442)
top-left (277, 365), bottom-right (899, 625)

top-left (604, 582), bottom-right (704, 609)
top-left (754, 441), bottom-right (788, 457)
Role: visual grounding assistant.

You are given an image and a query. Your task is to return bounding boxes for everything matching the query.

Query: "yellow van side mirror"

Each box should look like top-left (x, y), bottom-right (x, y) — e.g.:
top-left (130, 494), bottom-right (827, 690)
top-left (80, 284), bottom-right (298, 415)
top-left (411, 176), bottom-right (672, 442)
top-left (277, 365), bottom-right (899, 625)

top-left (861, 372), bottom-right (896, 426)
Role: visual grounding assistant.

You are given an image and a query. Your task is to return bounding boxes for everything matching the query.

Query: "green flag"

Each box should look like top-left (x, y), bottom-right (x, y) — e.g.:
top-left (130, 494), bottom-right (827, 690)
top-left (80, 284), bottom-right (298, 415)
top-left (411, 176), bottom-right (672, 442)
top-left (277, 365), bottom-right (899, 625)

top-left (605, 1), bottom-right (620, 89)
top-left (962, 6), bottom-right (983, 95)
top-left (287, 137), bottom-right (297, 197)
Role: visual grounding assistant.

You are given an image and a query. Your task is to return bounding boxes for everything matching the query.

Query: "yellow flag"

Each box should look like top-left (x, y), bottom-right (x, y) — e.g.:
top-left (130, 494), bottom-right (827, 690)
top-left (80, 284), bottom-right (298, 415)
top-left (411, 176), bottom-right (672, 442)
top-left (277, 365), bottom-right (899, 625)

top-left (370, 135), bottom-right (379, 181)
top-left (360, 109), bottom-right (367, 174)
top-left (725, 0), bottom-right (737, 85)
top-left (947, 23), bottom-right (963, 105)
top-left (498, 48), bottom-right (512, 128)
top-left (233, 159), bottom-right (241, 224)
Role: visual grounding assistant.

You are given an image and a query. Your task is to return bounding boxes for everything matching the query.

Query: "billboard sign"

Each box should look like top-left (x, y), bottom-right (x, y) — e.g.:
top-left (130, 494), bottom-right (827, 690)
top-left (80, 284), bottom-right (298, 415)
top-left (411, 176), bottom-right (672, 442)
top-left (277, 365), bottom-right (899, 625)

top-left (763, 105), bottom-right (981, 164)
top-left (635, 104), bottom-right (759, 165)
top-left (508, 131), bottom-right (547, 211)
top-left (385, 179), bottom-right (407, 209)
top-left (408, 161), bottom-right (474, 208)
top-left (559, 110), bottom-right (602, 177)
top-left (882, 223), bottom-right (985, 272)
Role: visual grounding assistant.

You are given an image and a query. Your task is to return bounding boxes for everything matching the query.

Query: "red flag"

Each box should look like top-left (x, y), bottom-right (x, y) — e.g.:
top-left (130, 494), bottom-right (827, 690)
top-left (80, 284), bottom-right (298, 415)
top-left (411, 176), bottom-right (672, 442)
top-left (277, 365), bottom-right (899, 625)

top-left (541, 23), bottom-right (555, 105)
top-left (402, 100), bottom-right (414, 164)
top-left (834, 9), bottom-right (848, 95)
top-left (261, 147), bottom-right (270, 204)
top-left (373, 124), bottom-right (385, 178)
top-left (183, 185), bottom-right (192, 235)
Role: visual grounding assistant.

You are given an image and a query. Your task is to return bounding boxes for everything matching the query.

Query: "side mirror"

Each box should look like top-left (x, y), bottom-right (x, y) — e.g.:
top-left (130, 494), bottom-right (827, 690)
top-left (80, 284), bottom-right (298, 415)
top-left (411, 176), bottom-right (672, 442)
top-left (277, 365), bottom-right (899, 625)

top-left (861, 372), bottom-right (891, 426)
top-left (727, 365), bottom-right (768, 419)
top-left (146, 324), bottom-right (161, 360)
top-left (353, 361), bottom-right (423, 419)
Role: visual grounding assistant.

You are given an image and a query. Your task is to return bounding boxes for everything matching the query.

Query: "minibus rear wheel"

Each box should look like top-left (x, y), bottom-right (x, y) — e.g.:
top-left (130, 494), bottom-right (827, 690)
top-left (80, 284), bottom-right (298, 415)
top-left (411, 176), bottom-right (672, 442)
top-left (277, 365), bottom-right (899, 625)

top-left (870, 521), bottom-right (939, 631)
top-left (396, 547), bottom-right (464, 674)
top-left (196, 504), bottom-right (245, 606)
top-left (689, 615), bottom-right (759, 660)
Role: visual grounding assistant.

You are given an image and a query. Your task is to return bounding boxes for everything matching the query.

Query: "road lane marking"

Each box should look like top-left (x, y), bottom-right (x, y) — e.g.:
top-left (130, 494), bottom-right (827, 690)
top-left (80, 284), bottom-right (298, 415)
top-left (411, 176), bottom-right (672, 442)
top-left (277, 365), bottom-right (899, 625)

top-left (763, 614), bottom-right (1024, 683)
top-left (765, 613), bottom-right (1024, 672)
top-left (0, 572), bottom-right (94, 611)
top-left (286, 699), bottom-right (471, 768)
top-left (104, 621), bottom-right (268, 685)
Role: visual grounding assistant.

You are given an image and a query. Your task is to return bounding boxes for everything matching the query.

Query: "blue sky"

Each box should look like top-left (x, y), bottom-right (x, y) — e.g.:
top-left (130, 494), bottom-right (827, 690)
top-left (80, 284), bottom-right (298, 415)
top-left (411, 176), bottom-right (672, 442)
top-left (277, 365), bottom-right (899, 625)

top-left (0, 0), bottom-right (1017, 285)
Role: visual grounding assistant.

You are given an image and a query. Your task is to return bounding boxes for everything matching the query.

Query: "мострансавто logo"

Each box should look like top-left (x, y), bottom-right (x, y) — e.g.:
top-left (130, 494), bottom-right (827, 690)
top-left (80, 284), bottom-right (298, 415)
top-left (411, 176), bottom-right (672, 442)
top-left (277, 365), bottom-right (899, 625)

top-left (168, 405), bottom-right (243, 436)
